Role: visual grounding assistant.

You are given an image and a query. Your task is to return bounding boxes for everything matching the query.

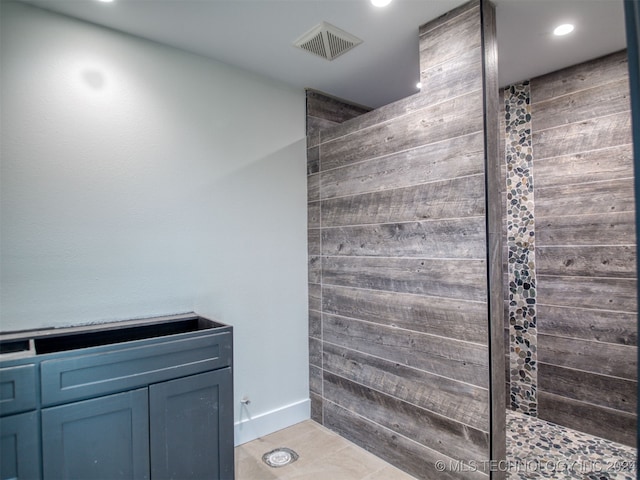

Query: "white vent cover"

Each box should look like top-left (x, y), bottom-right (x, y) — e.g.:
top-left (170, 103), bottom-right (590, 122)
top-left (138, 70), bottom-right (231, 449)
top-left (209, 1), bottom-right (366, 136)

top-left (294, 21), bottom-right (362, 61)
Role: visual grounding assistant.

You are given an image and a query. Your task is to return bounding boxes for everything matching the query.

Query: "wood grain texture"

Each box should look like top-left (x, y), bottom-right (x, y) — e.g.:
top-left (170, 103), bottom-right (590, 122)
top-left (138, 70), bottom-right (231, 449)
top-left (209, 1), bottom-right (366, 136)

top-left (535, 179), bottom-right (635, 217)
top-left (419, 0), bottom-right (479, 36)
top-left (322, 284), bottom-right (488, 344)
top-left (320, 132), bottom-right (484, 200)
top-left (322, 342), bottom-right (490, 431)
top-left (538, 391), bottom-right (636, 447)
top-left (308, 283), bottom-right (321, 312)
top-left (307, 116), bottom-right (338, 148)
top-left (321, 174), bottom-right (486, 227)
top-left (309, 309), bottom-right (321, 338)
top-left (323, 371), bottom-right (489, 462)
top-left (307, 146), bottom-right (320, 174)
top-left (536, 245), bottom-right (636, 278)
top-left (420, 48), bottom-right (483, 108)
top-left (535, 212), bottom-right (636, 246)
top-left (305, 2), bottom-right (497, 472)
top-left (321, 217), bottom-right (486, 259)
top-left (537, 304), bottom-right (637, 346)
top-left (310, 364), bottom-right (322, 395)
top-left (310, 392), bottom-right (322, 423)
top-left (536, 274), bottom-right (637, 313)
top-left (324, 400), bottom-right (489, 480)
top-left (533, 111), bottom-right (632, 161)
top-left (307, 173), bottom-right (319, 203)
top-left (419, 4), bottom-right (481, 69)
top-left (531, 78), bottom-right (631, 132)
top-left (320, 91), bottom-right (483, 172)
top-left (309, 336), bottom-right (322, 367)
top-left (323, 313), bottom-right (489, 387)
top-left (321, 256), bottom-right (487, 302)
top-left (319, 93), bottom-right (426, 144)
top-left (307, 228), bottom-right (320, 256)
top-left (533, 145), bottom-right (634, 189)
top-left (530, 50), bottom-right (629, 103)
top-left (537, 333), bottom-right (637, 380)
top-left (306, 89), bottom-right (371, 124)
top-left (308, 202), bottom-right (320, 229)
top-left (308, 255), bottom-right (321, 284)
top-left (538, 362), bottom-right (636, 414)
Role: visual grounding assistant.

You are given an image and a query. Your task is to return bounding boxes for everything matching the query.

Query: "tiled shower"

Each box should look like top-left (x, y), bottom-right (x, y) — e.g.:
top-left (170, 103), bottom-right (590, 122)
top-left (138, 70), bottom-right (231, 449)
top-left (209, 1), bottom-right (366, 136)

top-left (306, 0), bottom-right (637, 479)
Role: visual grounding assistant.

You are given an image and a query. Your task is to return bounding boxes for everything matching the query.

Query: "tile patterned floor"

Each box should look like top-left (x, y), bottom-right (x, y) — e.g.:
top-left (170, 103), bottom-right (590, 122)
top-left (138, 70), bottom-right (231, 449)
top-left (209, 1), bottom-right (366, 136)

top-left (235, 420), bottom-right (417, 480)
top-left (506, 410), bottom-right (637, 479)
top-left (237, 413), bottom-right (637, 479)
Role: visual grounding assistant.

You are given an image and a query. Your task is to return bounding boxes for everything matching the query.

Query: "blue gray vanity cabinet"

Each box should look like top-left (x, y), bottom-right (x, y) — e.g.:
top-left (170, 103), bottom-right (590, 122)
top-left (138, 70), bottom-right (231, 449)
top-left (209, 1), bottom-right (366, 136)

top-left (150, 369), bottom-right (233, 479)
top-left (0, 313), bottom-right (234, 480)
top-left (42, 388), bottom-right (150, 479)
top-left (0, 410), bottom-right (40, 480)
top-left (0, 361), bottom-right (41, 480)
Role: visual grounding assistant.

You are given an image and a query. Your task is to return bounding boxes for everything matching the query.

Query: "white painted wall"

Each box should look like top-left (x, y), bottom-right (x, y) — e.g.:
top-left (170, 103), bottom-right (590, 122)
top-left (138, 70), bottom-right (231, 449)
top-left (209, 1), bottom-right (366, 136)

top-left (0, 1), bottom-right (309, 442)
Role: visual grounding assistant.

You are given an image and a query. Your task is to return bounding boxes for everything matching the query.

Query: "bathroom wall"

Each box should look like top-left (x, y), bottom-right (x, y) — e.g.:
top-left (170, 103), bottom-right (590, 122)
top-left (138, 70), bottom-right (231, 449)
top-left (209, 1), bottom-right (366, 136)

top-left (505, 50), bottom-right (637, 446)
top-left (307, 1), bottom-right (503, 478)
top-left (1, 1), bottom-right (309, 444)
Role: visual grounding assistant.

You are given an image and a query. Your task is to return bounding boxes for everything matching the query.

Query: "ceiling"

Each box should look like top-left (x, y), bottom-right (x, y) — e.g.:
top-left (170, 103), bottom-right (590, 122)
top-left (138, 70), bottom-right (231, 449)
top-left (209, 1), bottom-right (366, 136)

top-left (16, 0), bottom-right (628, 108)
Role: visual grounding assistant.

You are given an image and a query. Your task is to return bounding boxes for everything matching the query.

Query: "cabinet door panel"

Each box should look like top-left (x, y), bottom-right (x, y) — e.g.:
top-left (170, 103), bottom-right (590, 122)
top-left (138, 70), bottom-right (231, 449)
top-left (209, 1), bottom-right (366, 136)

top-left (42, 389), bottom-right (149, 480)
top-left (0, 411), bottom-right (40, 480)
top-left (149, 369), bottom-right (233, 480)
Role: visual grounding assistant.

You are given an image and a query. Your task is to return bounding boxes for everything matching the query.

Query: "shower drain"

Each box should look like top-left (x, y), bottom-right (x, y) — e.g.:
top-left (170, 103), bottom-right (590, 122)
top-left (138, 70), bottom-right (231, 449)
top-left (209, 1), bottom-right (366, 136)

top-left (262, 448), bottom-right (299, 468)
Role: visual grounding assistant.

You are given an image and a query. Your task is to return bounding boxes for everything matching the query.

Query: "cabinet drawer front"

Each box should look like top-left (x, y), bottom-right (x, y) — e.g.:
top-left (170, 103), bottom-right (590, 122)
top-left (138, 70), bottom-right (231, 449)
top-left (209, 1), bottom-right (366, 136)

top-left (41, 332), bottom-right (231, 406)
top-left (0, 365), bottom-right (37, 417)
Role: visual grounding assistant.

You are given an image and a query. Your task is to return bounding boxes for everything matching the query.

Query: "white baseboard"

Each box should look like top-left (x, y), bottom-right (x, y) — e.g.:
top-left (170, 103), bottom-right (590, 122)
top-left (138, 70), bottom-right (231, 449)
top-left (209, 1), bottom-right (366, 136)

top-left (234, 398), bottom-right (310, 446)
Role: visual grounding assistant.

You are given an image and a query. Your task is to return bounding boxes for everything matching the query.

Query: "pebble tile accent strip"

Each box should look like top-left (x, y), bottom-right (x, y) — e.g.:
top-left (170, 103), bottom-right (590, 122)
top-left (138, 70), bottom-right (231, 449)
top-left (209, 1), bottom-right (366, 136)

top-left (507, 410), bottom-right (637, 479)
top-left (505, 82), bottom-right (538, 416)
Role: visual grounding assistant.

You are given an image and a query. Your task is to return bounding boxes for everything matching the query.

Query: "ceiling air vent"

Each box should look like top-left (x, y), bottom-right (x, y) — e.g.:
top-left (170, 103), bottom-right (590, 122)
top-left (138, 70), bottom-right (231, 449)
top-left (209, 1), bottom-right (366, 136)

top-left (294, 21), bottom-right (362, 61)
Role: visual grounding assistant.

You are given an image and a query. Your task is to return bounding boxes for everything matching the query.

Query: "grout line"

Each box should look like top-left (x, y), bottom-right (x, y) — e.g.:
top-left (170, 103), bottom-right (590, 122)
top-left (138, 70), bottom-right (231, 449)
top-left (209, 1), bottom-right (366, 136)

top-left (319, 172), bottom-right (485, 202)
top-left (322, 398), bottom-right (483, 466)
top-left (536, 273), bottom-right (637, 281)
top-left (533, 142), bottom-right (634, 163)
top-left (536, 244), bottom-right (636, 248)
top-left (535, 302), bottom-right (638, 315)
top-left (533, 109), bottom-right (632, 136)
top-left (319, 283), bottom-right (489, 304)
top-left (317, 90), bottom-right (483, 148)
top-left (318, 131), bottom-right (483, 176)
top-left (537, 332), bottom-right (639, 350)
top-left (321, 338), bottom-right (490, 392)
top-left (537, 361), bottom-right (638, 383)
top-left (535, 176), bottom-right (635, 190)
top-left (322, 310), bottom-right (489, 347)
top-left (318, 215), bottom-right (486, 229)
top-left (321, 254), bottom-right (486, 261)
top-left (531, 77), bottom-right (631, 106)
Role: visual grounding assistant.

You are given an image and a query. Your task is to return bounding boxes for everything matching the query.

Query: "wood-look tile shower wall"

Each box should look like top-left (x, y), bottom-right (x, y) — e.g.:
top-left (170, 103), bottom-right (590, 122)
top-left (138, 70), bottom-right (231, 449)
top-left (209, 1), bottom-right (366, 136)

top-left (306, 1), bottom-right (501, 478)
top-left (531, 51), bottom-right (637, 446)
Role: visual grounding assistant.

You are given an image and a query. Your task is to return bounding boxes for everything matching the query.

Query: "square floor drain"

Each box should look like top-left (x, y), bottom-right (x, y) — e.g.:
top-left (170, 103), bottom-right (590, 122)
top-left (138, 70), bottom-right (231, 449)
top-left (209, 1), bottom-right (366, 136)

top-left (262, 448), bottom-right (299, 468)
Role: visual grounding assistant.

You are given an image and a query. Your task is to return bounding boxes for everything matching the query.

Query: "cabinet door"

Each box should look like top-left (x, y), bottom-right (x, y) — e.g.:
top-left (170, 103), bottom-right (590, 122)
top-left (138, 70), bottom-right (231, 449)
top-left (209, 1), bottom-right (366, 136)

top-left (42, 389), bottom-right (149, 480)
top-left (0, 411), bottom-right (40, 480)
top-left (149, 369), bottom-right (233, 480)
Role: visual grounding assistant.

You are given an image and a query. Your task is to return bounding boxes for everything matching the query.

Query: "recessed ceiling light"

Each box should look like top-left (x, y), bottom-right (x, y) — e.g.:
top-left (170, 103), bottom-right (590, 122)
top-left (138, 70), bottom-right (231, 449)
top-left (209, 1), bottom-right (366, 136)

top-left (371, 0), bottom-right (392, 7)
top-left (553, 24), bottom-right (574, 36)
top-left (97, 0), bottom-right (115, 3)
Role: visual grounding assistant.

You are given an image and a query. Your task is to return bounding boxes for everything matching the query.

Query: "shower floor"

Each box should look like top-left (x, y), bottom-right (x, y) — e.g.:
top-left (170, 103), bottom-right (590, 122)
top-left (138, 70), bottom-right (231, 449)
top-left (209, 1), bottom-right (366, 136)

top-left (507, 410), bottom-right (637, 479)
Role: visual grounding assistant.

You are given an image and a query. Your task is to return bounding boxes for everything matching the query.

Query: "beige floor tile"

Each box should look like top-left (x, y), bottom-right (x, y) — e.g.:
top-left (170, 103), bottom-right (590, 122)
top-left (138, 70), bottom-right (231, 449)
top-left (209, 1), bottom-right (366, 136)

top-left (235, 420), bottom-right (417, 480)
top-left (284, 444), bottom-right (390, 480)
top-left (362, 464), bottom-right (418, 480)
